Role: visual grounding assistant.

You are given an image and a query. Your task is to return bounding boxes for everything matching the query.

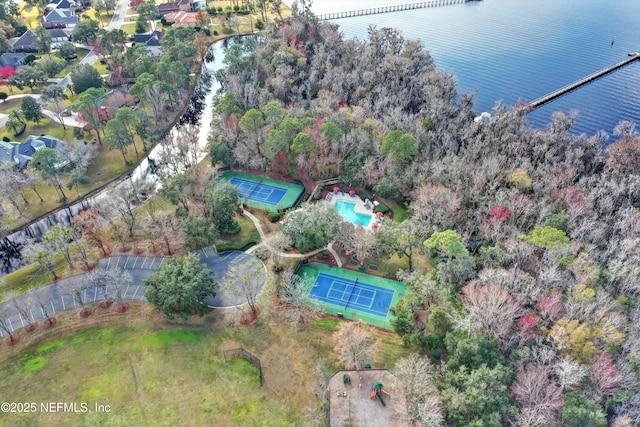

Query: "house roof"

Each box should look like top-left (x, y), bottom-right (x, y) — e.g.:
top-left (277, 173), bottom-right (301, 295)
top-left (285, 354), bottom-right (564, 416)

top-left (0, 141), bottom-right (15, 165)
top-left (42, 9), bottom-right (79, 25)
top-left (164, 11), bottom-right (198, 26)
top-left (0, 53), bottom-right (27, 68)
top-left (133, 30), bottom-right (163, 46)
top-left (2, 135), bottom-right (71, 169)
top-left (12, 29), bottom-right (71, 51)
top-left (158, 2), bottom-right (180, 13)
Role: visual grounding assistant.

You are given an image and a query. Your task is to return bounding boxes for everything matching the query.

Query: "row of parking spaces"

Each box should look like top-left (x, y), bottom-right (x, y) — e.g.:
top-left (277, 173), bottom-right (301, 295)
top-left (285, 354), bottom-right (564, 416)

top-left (100, 256), bottom-right (165, 271)
top-left (198, 246), bottom-right (217, 259)
top-left (0, 284), bottom-right (147, 336)
top-left (229, 252), bottom-right (254, 266)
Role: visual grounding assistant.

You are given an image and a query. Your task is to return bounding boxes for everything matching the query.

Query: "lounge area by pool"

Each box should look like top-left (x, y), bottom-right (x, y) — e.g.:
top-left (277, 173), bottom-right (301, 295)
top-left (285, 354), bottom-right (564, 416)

top-left (299, 263), bottom-right (407, 329)
top-left (326, 192), bottom-right (379, 228)
top-left (217, 171), bottom-right (304, 212)
top-left (334, 200), bottom-right (373, 226)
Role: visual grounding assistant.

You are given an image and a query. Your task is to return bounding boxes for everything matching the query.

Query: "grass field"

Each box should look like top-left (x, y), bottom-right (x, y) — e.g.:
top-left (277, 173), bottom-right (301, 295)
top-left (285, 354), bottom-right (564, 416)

top-left (0, 300), bottom-right (411, 427)
top-left (215, 214), bottom-right (260, 252)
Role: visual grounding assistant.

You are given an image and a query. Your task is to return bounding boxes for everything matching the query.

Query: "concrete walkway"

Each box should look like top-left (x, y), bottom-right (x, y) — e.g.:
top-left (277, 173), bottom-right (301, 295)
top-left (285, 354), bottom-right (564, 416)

top-left (241, 209), bottom-right (342, 262)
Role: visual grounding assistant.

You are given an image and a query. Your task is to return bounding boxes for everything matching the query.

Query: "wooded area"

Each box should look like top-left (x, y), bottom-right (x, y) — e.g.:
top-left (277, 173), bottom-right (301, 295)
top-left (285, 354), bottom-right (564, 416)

top-left (209, 7), bottom-right (640, 426)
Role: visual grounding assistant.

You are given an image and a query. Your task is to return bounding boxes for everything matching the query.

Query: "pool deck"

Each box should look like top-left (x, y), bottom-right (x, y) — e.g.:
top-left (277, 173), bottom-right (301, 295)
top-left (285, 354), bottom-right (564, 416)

top-left (325, 191), bottom-right (381, 228)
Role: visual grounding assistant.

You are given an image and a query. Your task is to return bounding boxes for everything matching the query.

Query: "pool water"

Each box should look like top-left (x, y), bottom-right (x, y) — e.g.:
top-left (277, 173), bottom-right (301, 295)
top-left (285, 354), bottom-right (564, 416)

top-left (334, 201), bottom-right (373, 226)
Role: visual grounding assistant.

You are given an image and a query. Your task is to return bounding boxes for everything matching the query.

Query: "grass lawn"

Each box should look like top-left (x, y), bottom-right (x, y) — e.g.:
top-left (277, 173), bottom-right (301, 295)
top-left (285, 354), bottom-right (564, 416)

top-left (0, 245), bottom-right (101, 304)
top-left (52, 49), bottom-right (91, 78)
top-left (215, 214), bottom-right (260, 252)
top-left (390, 202), bottom-right (409, 222)
top-left (120, 23), bottom-right (137, 35)
top-left (0, 300), bottom-right (411, 426)
top-left (20, 5), bottom-right (42, 28)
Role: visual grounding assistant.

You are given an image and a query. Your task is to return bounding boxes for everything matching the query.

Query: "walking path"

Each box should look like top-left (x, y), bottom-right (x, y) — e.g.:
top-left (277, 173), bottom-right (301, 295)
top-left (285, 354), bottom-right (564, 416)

top-left (242, 209), bottom-right (342, 262)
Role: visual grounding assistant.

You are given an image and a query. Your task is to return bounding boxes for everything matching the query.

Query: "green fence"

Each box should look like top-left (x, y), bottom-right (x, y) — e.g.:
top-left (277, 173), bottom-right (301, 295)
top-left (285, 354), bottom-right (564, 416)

top-left (217, 171), bottom-right (304, 213)
top-left (299, 262), bottom-right (408, 330)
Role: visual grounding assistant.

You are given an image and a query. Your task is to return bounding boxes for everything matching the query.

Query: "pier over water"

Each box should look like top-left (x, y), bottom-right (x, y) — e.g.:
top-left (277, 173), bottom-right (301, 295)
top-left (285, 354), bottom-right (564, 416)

top-left (526, 53), bottom-right (640, 111)
top-left (316, 0), bottom-right (472, 21)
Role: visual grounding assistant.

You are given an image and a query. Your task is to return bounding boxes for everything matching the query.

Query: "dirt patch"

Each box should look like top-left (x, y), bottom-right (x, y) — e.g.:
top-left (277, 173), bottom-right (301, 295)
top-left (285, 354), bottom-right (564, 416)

top-left (240, 308), bottom-right (260, 325)
top-left (100, 300), bottom-right (114, 309)
top-left (116, 303), bottom-right (131, 313)
top-left (118, 246), bottom-right (132, 253)
top-left (5, 336), bottom-right (20, 346)
top-left (44, 318), bottom-right (57, 328)
top-left (79, 308), bottom-right (92, 318)
top-left (25, 323), bottom-right (39, 333)
top-left (329, 369), bottom-right (404, 427)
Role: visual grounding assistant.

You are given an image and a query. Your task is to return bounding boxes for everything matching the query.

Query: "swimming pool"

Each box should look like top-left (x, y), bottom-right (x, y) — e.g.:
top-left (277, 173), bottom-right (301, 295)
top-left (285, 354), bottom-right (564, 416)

top-left (334, 201), bottom-right (373, 226)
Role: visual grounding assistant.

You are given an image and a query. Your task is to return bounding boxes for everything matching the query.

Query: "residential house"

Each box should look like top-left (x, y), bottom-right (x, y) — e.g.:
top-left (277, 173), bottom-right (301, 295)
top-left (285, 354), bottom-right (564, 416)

top-left (0, 53), bottom-right (27, 69)
top-left (163, 11), bottom-right (198, 27)
top-left (12, 28), bottom-right (72, 52)
top-left (77, 89), bottom-right (136, 122)
top-left (158, 0), bottom-right (192, 14)
top-left (158, 2), bottom-right (180, 14)
top-left (41, 9), bottom-right (80, 29)
top-left (133, 30), bottom-right (164, 57)
top-left (0, 135), bottom-right (71, 169)
top-left (46, 0), bottom-right (78, 10)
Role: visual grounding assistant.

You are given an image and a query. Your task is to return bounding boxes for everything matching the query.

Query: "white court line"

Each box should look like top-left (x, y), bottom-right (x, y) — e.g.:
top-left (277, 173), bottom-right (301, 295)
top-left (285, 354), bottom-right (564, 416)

top-left (106, 257), bottom-right (112, 269)
top-left (94, 287), bottom-right (98, 301)
top-left (8, 318), bottom-right (14, 332)
top-left (367, 290), bottom-right (377, 309)
top-left (124, 256), bottom-right (131, 269)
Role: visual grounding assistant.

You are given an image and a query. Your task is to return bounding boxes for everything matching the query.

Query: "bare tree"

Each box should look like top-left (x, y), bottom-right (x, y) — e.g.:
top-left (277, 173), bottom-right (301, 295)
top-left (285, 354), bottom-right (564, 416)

top-left (37, 299), bottom-right (56, 327)
top-left (332, 321), bottom-right (377, 370)
top-left (75, 290), bottom-right (91, 316)
top-left (113, 269), bottom-right (133, 311)
top-left (86, 267), bottom-right (116, 306)
top-left (553, 356), bottom-right (588, 391)
top-left (68, 141), bottom-right (97, 174)
top-left (335, 222), bottom-right (377, 265)
top-left (394, 354), bottom-right (444, 426)
top-left (278, 269), bottom-right (322, 326)
top-left (13, 298), bottom-right (37, 331)
top-left (265, 231), bottom-right (291, 269)
top-left (223, 259), bottom-right (265, 318)
top-left (24, 241), bottom-right (59, 280)
top-left (103, 181), bottom-right (155, 237)
top-left (0, 312), bottom-right (18, 344)
top-left (459, 280), bottom-right (521, 342)
top-left (511, 364), bottom-right (563, 425)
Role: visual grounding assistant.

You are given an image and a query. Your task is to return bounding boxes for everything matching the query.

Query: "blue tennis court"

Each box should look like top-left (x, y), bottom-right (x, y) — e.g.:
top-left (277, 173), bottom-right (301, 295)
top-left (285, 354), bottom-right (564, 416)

top-left (308, 273), bottom-right (395, 317)
top-left (229, 177), bottom-right (288, 206)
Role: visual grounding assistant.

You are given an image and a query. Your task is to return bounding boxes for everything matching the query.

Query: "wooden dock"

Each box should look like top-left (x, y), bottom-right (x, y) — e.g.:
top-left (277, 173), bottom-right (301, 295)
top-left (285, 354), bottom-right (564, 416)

top-left (316, 0), bottom-right (470, 21)
top-left (526, 53), bottom-right (640, 111)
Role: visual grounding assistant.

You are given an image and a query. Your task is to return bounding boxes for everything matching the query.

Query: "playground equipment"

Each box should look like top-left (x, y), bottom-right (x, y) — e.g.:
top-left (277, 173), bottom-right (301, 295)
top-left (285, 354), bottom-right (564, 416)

top-left (369, 382), bottom-right (390, 406)
top-left (343, 374), bottom-right (351, 385)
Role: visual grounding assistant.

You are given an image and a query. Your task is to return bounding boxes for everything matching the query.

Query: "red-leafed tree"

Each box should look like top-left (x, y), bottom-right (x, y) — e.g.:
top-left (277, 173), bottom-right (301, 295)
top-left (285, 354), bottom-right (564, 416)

top-left (72, 208), bottom-right (110, 257)
top-left (516, 312), bottom-right (539, 342)
top-left (537, 290), bottom-right (564, 324)
top-left (589, 352), bottom-right (624, 399)
top-left (0, 65), bottom-right (16, 94)
top-left (489, 205), bottom-right (513, 222)
top-left (459, 280), bottom-right (521, 342)
top-left (511, 364), bottom-right (563, 426)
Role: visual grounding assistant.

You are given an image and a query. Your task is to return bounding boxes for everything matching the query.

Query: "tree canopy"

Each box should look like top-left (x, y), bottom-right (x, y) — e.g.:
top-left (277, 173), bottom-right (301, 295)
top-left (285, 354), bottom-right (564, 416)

top-left (144, 253), bottom-right (218, 319)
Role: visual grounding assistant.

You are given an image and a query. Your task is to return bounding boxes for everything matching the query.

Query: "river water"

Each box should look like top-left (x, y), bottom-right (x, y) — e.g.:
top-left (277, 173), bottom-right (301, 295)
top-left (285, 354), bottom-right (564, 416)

top-left (0, 39), bottom-right (234, 276)
top-left (313, 0), bottom-right (640, 137)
